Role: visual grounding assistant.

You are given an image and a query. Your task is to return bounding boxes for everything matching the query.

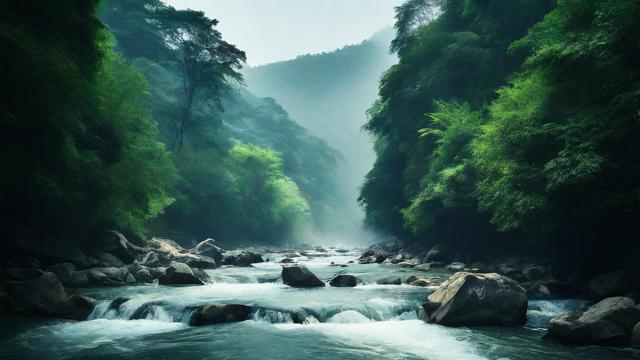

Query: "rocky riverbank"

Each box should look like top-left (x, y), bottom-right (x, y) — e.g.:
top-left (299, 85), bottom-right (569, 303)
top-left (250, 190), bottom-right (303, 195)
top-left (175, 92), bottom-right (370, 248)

top-left (2, 238), bottom-right (640, 350)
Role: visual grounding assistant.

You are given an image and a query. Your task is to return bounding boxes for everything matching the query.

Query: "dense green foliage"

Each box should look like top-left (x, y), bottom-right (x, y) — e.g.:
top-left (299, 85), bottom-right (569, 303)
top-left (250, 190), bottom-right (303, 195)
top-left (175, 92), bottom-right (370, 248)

top-left (362, 0), bottom-right (640, 262)
top-left (0, 0), bottom-right (176, 241)
top-left (100, 0), bottom-right (340, 245)
top-left (0, 0), bottom-right (339, 246)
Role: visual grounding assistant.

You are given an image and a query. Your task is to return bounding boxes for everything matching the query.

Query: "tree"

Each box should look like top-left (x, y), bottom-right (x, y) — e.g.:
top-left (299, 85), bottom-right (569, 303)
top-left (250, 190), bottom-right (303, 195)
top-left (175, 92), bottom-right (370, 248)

top-left (156, 7), bottom-right (246, 150)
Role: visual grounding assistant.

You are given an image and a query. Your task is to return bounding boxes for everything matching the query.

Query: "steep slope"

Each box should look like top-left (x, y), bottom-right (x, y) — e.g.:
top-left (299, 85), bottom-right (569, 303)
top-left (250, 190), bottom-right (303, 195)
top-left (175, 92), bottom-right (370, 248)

top-left (243, 28), bottom-right (397, 239)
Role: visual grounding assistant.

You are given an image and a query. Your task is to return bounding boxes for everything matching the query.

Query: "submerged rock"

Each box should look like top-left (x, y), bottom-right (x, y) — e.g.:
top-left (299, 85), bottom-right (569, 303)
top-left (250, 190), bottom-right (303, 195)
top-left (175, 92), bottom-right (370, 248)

top-left (376, 276), bottom-right (402, 285)
top-left (159, 261), bottom-right (204, 285)
top-left (188, 304), bottom-right (252, 326)
top-left (546, 297), bottom-right (640, 346)
top-left (329, 274), bottom-right (358, 287)
top-left (421, 272), bottom-right (527, 326)
top-left (282, 265), bottom-right (325, 288)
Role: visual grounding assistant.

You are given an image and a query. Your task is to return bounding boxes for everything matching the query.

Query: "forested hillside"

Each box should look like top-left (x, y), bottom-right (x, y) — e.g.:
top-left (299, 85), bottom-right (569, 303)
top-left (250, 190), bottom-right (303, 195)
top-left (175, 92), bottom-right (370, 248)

top-left (0, 0), bottom-right (341, 248)
top-left (361, 0), bottom-right (640, 270)
top-left (243, 29), bottom-right (397, 237)
top-left (99, 0), bottom-right (343, 245)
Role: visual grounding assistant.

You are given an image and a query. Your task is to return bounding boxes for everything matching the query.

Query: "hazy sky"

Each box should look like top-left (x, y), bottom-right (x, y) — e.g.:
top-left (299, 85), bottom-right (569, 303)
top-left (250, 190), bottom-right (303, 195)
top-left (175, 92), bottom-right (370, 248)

top-left (165, 0), bottom-right (403, 66)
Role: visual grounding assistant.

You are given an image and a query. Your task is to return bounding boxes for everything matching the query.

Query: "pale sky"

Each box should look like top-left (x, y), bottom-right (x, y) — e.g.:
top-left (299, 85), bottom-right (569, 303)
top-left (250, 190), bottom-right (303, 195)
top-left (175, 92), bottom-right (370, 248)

top-left (165, 0), bottom-right (403, 66)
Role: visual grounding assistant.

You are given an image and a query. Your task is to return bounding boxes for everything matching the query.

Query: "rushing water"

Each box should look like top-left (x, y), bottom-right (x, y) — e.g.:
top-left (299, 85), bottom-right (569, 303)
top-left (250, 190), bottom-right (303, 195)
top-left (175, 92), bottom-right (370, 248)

top-left (0, 249), bottom-right (638, 360)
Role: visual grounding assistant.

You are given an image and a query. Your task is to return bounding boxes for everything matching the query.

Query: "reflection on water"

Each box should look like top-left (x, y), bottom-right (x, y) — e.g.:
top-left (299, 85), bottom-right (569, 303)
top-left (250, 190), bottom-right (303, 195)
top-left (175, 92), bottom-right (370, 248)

top-left (0, 248), bottom-right (638, 360)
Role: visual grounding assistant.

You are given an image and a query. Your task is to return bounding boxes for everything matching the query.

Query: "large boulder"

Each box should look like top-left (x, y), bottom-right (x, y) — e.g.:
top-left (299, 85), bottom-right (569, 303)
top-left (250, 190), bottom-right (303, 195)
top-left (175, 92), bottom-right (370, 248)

top-left (1, 272), bottom-right (96, 319)
top-left (127, 264), bottom-right (154, 283)
top-left (421, 272), bottom-right (527, 326)
top-left (46, 263), bottom-right (89, 287)
top-left (329, 274), bottom-right (358, 287)
top-left (95, 253), bottom-right (126, 268)
top-left (136, 251), bottom-right (166, 268)
top-left (221, 251), bottom-right (264, 267)
top-left (588, 271), bottom-right (637, 301)
top-left (190, 239), bottom-right (224, 263)
top-left (282, 265), bottom-right (325, 288)
top-left (188, 304), bottom-right (252, 326)
top-left (546, 297), bottom-right (640, 346)
top-left (173, 253), bottom-right (217, 269)
top-left (632, 322), bottom-right (640, 346)
top-left (99, 231), bottom-right (148, 264)
top-left (159, 262), bottom-right (203, 285)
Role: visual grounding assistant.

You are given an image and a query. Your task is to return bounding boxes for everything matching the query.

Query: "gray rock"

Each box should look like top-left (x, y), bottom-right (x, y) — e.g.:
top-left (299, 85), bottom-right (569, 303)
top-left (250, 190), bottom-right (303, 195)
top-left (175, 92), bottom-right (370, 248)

top-left (632, 322), bottom-right (640, 346)
top-left (376, 276), bottom-right (402, 285)
top-left (188, 304), bottom-right (252, 326)
top-left (446, 262), bottom-right (466, 272)
top-left (136, 251), bottom-right (165, 267)
top-left (329, 274), bottom-right (358, 287)
top-left (159, 262), bottom-right (203, 285)
top-left (95, 253), bottom-right (126, 267)
top-left (190, 238), bottom-right (224, 263)
top-left (588, 271), bottom-right (637, 300)
top-left (546, 297), bottom-right (640, 346)
top-left (221, 251), bottom-right (264, 267)
top-left (1, 272), bottom-right (96, 320)
top-left (405, 275), bottom-right (437, 287)
top-left (174, 253), bottom-right (217, 269)
top-left (127, 264), bottom-right (153, 283)
top-left (398, 259), bottom-right (420, 268)
top-left (47, 263), bottom-right (90, 287)
top-left (282, 265), bottom-right (325, 288)
top-left (422, 272), bottom-right (527, 326)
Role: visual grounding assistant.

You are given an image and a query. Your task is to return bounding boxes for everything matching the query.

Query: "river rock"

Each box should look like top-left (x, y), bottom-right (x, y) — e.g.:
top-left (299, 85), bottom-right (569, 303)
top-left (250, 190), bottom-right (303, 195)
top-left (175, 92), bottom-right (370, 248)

top-left (546, 297), bottom-right (640, 346)
top-left (446, 262), bottom-right (466, 272)
top-left (1, 272), bottom-right (96, 319)
top-left (127, 264), bottom-right (153, 283)
top-left (95, 252), bottom-right (126, 268)
top-left (405, 275), bottom-right (437, 287)
top-left (99, 231), bottom-right (148, 264)
top-left (376, 276), bottom-right (402, 285)
top-left (329, 274), bottom-right (358, 287)
top-left (159, 261), bottom-right (203, 285)
top-left (632, 322), bottom-right (640, 346)
top-left (588, 271), bottom-right (637, 300)
top-left (398, 259), bottom-right (419, 268)
top-left (282, 265), bottom-right (324, 288)
top-left (421, 272), bottom-right (527, 326)
top-left (190, 238), bottom-right (224, 263)
top-left (136, 251), bottom-right (166, 268)
top-left (46, 263), bottom-right (90, 287)
top-left (174, 253), bottom-right (217, 269)
top-left (221, 251), bottom-right (264, 267)
top-left (414, 263), bottom-right (431, 271)
top-left (188, 304), bottom-right (252, 326)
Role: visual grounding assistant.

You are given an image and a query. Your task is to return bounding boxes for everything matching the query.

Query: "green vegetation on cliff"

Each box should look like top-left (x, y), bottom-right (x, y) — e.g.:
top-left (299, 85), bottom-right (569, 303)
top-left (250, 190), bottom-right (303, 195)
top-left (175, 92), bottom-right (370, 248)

top-left (361, 0), bottom-right (640, 265)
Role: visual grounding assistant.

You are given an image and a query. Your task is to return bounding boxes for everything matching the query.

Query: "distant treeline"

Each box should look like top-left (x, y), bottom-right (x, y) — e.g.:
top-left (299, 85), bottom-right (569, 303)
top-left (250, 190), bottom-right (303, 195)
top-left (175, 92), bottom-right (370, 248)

top-left (360, 0), bottom-right (640, 268)
top-left (0, 0), bottom-right (340, 247)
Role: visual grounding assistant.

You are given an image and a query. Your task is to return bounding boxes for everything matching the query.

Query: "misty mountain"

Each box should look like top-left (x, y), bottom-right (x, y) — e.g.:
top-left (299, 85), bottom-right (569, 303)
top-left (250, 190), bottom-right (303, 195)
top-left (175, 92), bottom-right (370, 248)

top-left (243, 28), bottom-right (397, 237)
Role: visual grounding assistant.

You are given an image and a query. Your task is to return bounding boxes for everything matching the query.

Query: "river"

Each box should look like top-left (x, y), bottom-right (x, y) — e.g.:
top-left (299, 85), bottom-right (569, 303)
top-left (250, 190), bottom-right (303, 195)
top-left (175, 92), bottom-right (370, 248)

top-left (0, 248), bottom-right (638, 359)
